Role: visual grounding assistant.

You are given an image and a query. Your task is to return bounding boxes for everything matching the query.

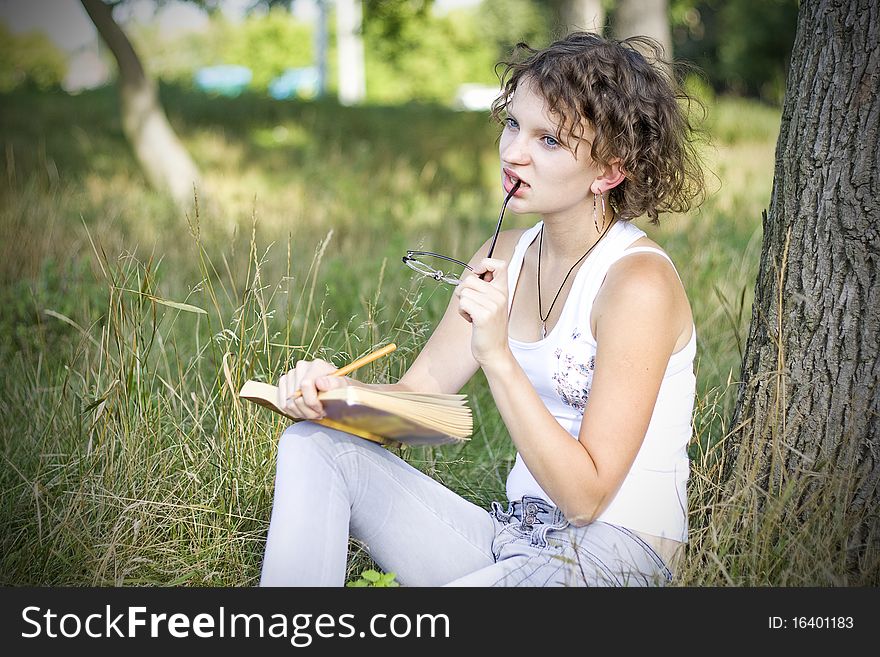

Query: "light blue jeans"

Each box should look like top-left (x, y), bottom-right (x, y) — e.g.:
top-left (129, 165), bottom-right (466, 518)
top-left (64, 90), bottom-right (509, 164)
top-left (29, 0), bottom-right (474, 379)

top-left (260, 422), bottom-right (674, 587)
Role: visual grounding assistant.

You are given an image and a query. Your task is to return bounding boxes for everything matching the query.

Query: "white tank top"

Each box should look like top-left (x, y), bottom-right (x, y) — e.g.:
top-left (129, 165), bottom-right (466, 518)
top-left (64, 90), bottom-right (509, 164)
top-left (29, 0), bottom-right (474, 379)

top-left (505, 220), bottom-right (695, 542)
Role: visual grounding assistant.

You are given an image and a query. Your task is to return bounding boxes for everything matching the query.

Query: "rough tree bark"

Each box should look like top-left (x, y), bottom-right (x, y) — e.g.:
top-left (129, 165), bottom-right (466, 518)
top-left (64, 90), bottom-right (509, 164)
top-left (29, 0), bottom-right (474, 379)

top-left (80, 0), bottom-right (200, 206)
top-left (731, 0), bottom-right (879, 573)
top-left (612, 0), bottom-right (672, 60)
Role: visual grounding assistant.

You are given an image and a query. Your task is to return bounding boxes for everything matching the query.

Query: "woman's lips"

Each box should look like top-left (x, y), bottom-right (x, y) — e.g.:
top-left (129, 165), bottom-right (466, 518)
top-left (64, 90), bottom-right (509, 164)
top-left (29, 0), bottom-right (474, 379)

top-left (503, 169), bottom-right (528, 195)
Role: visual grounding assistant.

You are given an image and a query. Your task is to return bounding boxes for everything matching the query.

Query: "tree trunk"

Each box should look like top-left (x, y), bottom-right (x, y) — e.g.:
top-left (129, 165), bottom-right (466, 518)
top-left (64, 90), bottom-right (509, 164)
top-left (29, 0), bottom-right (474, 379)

top-left (336, 0), bottom-right (366, 105)
top-left (315, 0), bottom-right (329, 97)
top-left (80, 0), bottom-right (200, 207)
top-left (731, 0), bottom-right (879, 574)
top-left (549, 0), bottom-right (605, 35)
top-left (612, 0), bottom-right (672, 59)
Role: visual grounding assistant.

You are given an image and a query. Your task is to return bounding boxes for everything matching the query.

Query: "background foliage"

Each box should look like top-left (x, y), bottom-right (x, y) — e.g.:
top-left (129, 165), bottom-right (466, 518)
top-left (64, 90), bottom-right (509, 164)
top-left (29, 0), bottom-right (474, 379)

top-left (670, 0), bottom-right (799, 104)
top-left (0, 23), bottom-right (67, 92)
top-left (0, 0), bottom-right (798, 104)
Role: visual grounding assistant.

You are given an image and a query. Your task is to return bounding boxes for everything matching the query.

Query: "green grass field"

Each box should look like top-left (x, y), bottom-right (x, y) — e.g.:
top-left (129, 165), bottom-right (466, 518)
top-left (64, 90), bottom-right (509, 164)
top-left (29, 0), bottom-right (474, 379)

top-left (2, 85), bottom-right (870, 586)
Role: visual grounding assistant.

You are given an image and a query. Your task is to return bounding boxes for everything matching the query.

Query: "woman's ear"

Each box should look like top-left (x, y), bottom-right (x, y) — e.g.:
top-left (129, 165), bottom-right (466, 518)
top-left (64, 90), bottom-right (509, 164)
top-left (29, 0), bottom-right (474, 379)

top-left (590, 158), bottom-right (626, 195)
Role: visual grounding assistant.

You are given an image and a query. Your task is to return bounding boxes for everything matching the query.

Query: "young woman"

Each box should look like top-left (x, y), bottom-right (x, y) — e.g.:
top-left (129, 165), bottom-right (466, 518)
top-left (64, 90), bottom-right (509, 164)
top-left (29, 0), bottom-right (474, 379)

top-left (260, 32), bottom-right (705, 587)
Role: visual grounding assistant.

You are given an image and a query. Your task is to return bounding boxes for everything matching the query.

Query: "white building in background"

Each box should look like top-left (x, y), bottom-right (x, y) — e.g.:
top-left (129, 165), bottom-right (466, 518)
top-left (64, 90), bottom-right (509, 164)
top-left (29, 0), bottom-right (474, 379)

top-left (453, 83), bottom-right (502, 111)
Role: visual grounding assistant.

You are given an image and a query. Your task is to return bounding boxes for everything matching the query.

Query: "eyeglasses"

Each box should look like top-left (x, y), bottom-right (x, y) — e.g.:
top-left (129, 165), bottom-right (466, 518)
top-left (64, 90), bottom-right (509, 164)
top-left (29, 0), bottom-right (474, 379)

top-left (402, 179), bottom-right (521, 286)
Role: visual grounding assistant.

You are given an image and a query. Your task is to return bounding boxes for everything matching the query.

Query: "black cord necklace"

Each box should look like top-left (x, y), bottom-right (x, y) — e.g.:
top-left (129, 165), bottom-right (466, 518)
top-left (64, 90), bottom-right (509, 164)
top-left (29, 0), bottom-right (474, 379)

top-left (537, 221), bottom-right (612, 339)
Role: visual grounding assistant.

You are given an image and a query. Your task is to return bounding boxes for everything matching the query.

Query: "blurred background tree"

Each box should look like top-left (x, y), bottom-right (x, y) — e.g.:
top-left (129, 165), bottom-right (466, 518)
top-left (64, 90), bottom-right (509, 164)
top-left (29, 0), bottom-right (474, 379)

top-left (362, 0), bottom-right (498, 103)
top-left (671, 0), bottom-right (798, 104)
top-left (76, 0), bottom-right (296, 207)
top-left (220, 6), bottom-right (313, 91)
top-left (80, 0), bottom-right (203, 207)
top-left (478, 0), bottom-right (552, 60)
top-left (612, 0), bottom-right (672, 63)
top-left (126, 4), bottom-right (313, 92)
top-left (545, 0), bottom-right (604, 34)
top-left (0, 23), bottom-right (67, 92)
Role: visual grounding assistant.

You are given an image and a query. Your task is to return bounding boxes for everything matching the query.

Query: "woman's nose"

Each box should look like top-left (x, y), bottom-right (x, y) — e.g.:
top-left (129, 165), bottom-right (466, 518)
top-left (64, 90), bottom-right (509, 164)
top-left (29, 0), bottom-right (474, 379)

top-left (500, 133), bottom-right (530, 165)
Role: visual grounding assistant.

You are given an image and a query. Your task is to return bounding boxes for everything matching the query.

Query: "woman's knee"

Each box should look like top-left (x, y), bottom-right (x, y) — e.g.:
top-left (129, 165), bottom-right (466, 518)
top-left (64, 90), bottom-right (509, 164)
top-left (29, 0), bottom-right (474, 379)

top-left (276, 421), bottom-right (372, 466)
top-left (279, 420), bottom-right (328, 443)
top-left (278, 421), bottom-right (336, 459)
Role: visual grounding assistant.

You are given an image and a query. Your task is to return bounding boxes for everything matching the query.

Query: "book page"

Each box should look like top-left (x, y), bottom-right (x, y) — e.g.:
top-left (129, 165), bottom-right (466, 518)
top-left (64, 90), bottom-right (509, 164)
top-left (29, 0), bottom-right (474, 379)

top-left (238, 380), bottom-right (472, 445)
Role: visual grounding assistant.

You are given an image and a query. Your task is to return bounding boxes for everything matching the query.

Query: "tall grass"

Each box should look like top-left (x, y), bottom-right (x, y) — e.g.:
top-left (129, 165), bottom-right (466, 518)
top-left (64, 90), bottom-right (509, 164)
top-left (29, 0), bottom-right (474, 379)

top-left (1, 86), bottom-right (872, 585)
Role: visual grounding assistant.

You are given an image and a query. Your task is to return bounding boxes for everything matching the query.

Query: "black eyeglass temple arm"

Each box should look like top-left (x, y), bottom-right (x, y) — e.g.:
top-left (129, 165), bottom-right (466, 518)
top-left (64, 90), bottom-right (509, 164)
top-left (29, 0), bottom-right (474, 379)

top-left (481, 178), bottom-right (521, 279)
top-left (404, 252), bottom-right (473, 270)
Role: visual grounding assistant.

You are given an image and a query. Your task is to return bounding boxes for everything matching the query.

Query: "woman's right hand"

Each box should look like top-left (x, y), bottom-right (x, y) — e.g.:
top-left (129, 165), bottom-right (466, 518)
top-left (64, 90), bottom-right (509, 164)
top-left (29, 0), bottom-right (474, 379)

top-left (277, 359), bottom-right (350, 420)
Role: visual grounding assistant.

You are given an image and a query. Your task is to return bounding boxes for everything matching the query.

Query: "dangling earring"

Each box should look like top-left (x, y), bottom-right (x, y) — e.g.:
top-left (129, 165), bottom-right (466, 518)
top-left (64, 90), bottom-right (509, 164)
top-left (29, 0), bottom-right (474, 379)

top-left (593, 191), bottom-right (605, 233)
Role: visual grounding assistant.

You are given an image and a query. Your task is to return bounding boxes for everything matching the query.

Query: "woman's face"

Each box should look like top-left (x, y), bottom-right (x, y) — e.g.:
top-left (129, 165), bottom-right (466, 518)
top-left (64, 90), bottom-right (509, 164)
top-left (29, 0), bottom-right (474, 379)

top-left (499, 78), bottom-right (601, 223)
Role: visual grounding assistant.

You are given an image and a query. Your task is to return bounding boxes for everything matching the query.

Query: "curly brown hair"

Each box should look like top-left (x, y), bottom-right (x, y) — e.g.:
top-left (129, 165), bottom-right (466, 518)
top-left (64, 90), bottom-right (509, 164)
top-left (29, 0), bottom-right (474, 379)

top-left (491, 32), bottom-right (706, 224)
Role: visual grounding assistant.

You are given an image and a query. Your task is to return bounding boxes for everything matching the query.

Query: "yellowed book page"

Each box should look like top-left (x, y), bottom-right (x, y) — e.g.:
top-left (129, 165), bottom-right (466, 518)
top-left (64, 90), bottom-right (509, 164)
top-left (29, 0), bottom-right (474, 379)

top-left (324, 389), bottom-right (471, 434)
top-left (317, 398), bottom-right (469, 445)
top-left (238, 380), bottom-right (471, 445)
top-left (323, 389), bottom-right (472, 433)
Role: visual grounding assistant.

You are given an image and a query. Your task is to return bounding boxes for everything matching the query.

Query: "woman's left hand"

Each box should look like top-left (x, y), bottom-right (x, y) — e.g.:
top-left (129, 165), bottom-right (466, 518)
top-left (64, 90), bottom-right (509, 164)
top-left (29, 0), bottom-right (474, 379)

top-left (455, 257), bottom-right (511, 365)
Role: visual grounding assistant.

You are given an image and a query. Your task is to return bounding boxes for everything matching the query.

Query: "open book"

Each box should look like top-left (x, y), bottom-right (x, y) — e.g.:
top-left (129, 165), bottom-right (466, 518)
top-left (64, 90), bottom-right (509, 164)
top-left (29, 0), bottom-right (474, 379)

top-left (238, 380), bottom-right (472, 447)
